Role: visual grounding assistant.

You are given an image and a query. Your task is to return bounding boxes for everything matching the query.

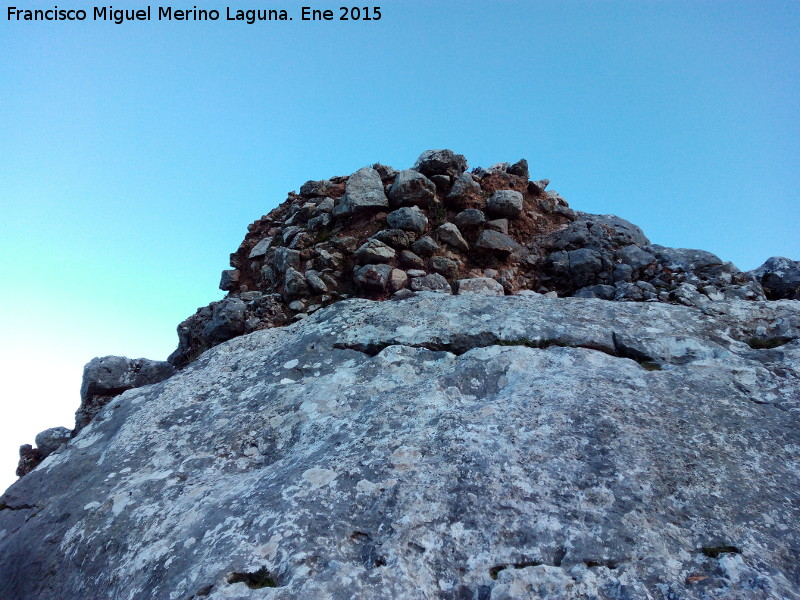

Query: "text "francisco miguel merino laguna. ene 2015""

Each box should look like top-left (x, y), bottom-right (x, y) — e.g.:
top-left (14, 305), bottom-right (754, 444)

top-left (5, 5), bottom-right (339, 24)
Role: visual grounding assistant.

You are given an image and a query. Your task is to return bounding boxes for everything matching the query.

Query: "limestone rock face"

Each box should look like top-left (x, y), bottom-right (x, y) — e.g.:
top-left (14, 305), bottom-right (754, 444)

top-left (1, 294), bottom-right (799, 600)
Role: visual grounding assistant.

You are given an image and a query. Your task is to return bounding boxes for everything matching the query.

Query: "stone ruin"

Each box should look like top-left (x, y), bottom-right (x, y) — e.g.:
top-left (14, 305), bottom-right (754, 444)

top-left (167, 149), bottom-right (790, 369)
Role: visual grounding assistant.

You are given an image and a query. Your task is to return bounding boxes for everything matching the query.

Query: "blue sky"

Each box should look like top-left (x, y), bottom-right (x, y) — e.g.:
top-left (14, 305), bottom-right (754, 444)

top-left (1, 0), bottom-right (798, 490)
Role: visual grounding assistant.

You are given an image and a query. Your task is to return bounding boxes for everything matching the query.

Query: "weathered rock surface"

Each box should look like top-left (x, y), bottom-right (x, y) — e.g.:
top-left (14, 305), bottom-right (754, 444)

top-left (750, 256), bottom-right (800, 300)
top-left (76, 355), bottom-right (175, 433)
top-left (2, 294), bottom-right (798, 600)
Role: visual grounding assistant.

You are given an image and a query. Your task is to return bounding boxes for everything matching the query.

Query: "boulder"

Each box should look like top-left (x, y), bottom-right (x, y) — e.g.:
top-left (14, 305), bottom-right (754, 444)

top-left (355, 239), bottom-right (396, 265)
top-left (507, 158), bottom-right (529, 179)
top-left (413, 149), bottom-right (468, 177)
top-left (335, 167), bottom-right (388, 215)
top-left (430, 256), bottom-right (460, 279)
top-left (436, 223), bottom-right (469, 252)
top-left (354, 264), bottom-right (393, 291)
top-left (76, 355), bottom-right (175, 432)
top-left (456, 277), bottom-right (505, 296)
top-left (409, 273), bottom-right (452, 293)
top-left (34, 427), bottom-right (71, 458)
top-left (453, 208), bottom-right (486, 229)
top-left (386, 206), bottom-right (429, 234)
top-left (218, 269), bottom-right (239, 292)
top-left (371, 229), bottom-right (410, 250)
top-left (486, 190), bottom-right (524, 218)
top-left (750, 257), bottom-right (800, 300)
top-left (398, 250), bottom-right (425, 269)
top-left (387, 169), bottom-right (436, 208)
top-left (410, 236), bottom-right (439, 257)
top-left (476, 230), bottom-right (521, 256)
top-left (445, 173), bottom-right (483, 206)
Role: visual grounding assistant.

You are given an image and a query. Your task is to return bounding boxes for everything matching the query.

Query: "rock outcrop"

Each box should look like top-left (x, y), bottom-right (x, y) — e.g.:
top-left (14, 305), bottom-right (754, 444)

top-left (15, 356), bottom-right (174, 476)
top-left (3, 150), bottom-right (799, 599)
top-left (1, 294), bottom-right (798, 599)
top-left (167, 151), bottom-right (787, 369)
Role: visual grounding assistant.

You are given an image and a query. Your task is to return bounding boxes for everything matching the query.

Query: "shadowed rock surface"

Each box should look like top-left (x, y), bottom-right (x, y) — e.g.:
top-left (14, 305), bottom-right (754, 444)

top-left (1, 294), bottom-right (798, 600)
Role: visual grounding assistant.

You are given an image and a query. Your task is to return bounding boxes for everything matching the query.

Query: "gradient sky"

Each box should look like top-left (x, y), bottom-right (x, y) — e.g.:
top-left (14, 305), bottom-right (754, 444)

top-left (1, 0), bottom-right (798, 491)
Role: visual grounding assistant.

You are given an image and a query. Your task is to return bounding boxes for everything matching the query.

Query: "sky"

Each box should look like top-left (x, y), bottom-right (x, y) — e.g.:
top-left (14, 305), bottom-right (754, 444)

top-left (1, 0), bottom-right (798, 492)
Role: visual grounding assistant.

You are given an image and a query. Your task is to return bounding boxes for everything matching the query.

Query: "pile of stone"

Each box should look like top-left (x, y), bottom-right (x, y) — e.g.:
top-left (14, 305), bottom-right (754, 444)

top-left (167, 149), bottom-right (798, 368)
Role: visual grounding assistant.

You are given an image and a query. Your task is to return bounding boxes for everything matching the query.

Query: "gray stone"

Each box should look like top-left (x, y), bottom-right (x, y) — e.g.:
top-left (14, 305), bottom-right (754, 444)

top-left (613, 263), bottom-right (634, 283)
top-left (456, 277), bottom-right (505, 296)
top-left (355, 239), bottom-right (396, 265)
top-left (34, 427), bottom-right (71, 458)
top-left (649, 245), bottom-right (723, 275)
top-left (388, 269), bottom-right (408, 292)
top-left (575, 284), bottom-right (617, 300)
top-left (288, 300), bottom-right (306, 312)
top-left (616, 245), bottom-right (656, 271)
top-left (312, 197), bottom-right (335, 215)
top-left (476, 230), bottom-right (522, 256)
top-left (399, 250), bottom-right (425, 269)
top-left (445, 173), bottom-right (482, 206)
top-left (507, 158), bottom-right (529, 179)
top-left (76, 355), bottom-right (175, 432)
top-left (436, 223), bottom-right (469, 252)
top-left (430, 256), bottom-right (460, 279)
top-left (528, 178), bottom-right (549, 194)
top-left (750, 256), bottom-right (800, 300)
top-left (3, 295), bottom-right (798, 600)
top-left (547, 213), bottom-right (650, 251)
top-left (273, 247), bottom-right (301, 273)
top-left (282, 267), bottom-right (310, 299)
top-left (413, 149), bottom-right (468, 177)
top-left (353, 264), bottom-right (393, 291)
top-left (218, 269), bottom-right (239, 291)
top-left (387, 169), bottom-right (436, 208)
top-left (485, 218), bottom-right (508, 234)
top-left (453, 209), bottom-right (486, 229)
top-left (371, 229), bottom-right (410, 250)
top-left (386, 206), bottom-right (428, 234)
top-left (306, 212), bottom-right (332, 232)
top-left (248, 237), bottom-right (274, 259)
top-left (300, 179), bottom-right (336, 197)
top-left (406, 269), bottom-right (427, 278)
top-left (305, 270), bottom-right (328, 295)
top-left (409, 273), bottom-right (452, 293)
top-left (411, 236), bottom-right (440, 256)
top-left (335, 167), bottom-right (388, 215)
top-left (486, 190), bottom-right (524, 218)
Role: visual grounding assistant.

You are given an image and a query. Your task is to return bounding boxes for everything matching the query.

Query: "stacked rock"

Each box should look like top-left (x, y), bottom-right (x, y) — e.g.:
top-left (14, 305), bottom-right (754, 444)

top-left (167, 149), bottom-right (791, 368)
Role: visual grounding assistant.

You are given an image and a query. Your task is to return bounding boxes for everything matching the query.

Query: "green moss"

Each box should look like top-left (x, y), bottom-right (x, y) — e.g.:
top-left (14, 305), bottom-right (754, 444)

top-left (640, 361), bottom-right (662, 371)
top-left (227, 567), bottom-right (278, 589)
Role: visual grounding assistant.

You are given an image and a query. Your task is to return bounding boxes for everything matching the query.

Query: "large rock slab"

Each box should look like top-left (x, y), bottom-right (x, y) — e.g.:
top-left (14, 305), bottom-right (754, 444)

top-left (1, 295), bottom-right (798, 600)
